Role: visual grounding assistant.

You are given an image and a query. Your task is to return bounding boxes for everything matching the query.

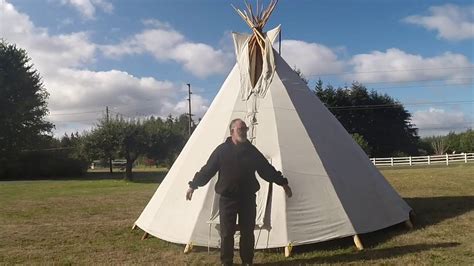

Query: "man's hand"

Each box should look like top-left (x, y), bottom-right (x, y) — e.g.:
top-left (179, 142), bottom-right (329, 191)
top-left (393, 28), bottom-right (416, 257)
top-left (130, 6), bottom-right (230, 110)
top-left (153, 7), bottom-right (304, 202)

top-left (283, 184), bottom-right (292, 198)
top-left (186, 188), bottom-right (194, 201)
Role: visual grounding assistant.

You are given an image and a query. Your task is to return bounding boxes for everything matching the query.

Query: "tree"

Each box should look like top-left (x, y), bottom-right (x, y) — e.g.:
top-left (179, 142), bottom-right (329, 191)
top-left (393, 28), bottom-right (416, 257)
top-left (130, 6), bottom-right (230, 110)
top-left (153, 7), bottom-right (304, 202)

top-left (294, 67), bottom-right (309, 84)
top-left (144, 115), bottom-right (187, 166)
top-left (315, 81), bottom-right (419, 157)
top-left (459, 129), bottom-right (474, 152)
top-left (118, 119), bottom-right (148, 180)
top-left (84, 116), bottom-right (138, 179)
top-left (83, 115), bottom-right (187, 180)
top-left (83, 116), bottom-right (123, 173)
top-left (446, 131), bottom-right (462, 153)
top-left (422, 129), bottom-right (474, 155)
top-left (0, 41), bottom-right (53, 167)
top-left (430, 136), bottom-right (450, 155)
top-left (351, 133), bottom-right (372, 155)
top-left (417, 137), bottom-right (435, 155)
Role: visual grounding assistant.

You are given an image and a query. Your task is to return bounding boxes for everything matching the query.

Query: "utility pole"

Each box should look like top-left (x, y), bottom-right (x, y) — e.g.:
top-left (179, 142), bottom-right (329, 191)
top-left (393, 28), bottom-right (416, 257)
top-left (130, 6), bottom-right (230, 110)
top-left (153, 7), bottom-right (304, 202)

top-left (187, 83), bottom-right (192, 137)
top-left (106, 106), bottom-right (112, 173)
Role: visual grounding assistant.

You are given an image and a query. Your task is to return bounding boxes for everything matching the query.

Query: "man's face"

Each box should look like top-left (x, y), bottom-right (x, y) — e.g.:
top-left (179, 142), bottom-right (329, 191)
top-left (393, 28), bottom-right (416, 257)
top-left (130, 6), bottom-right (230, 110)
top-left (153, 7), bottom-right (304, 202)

top-left (231, 120), bottom-right (248, 143)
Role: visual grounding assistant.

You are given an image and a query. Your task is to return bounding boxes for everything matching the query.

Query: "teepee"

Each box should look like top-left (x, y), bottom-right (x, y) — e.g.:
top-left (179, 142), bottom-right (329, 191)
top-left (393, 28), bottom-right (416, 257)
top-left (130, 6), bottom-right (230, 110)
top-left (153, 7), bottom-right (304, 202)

top-left (134, 0), bottom-right (412, 255)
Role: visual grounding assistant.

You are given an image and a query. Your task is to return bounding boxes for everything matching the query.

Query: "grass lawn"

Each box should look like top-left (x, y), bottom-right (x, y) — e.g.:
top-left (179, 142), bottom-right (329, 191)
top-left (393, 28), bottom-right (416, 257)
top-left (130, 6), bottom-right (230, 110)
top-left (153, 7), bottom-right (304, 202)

top-left (0, 164), bottom-right (473, 264)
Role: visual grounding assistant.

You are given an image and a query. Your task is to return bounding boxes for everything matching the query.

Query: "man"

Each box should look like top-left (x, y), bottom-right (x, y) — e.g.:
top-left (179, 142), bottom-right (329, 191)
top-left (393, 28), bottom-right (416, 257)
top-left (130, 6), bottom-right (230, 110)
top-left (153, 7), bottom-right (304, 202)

top-left (186, 118), bottom-right (292, 266)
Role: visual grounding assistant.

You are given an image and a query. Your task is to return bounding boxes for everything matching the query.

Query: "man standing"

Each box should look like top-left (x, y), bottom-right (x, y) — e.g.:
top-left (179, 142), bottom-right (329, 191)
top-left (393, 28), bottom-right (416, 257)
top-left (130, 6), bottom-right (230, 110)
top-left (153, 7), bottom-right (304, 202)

top-left (186, 118), bottom-right (292, 266)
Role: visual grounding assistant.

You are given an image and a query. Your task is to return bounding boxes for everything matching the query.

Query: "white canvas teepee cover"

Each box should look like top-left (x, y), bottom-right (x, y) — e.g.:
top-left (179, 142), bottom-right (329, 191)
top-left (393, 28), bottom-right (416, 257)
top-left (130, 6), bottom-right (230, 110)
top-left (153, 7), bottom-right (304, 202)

top-left (134, 26), bottom-right (412, 249)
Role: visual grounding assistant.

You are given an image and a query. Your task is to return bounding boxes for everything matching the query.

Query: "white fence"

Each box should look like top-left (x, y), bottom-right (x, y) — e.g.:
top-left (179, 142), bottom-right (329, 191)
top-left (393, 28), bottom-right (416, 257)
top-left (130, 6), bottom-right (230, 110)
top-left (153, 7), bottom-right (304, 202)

top-left (370, 153), bottom-right (474, 167)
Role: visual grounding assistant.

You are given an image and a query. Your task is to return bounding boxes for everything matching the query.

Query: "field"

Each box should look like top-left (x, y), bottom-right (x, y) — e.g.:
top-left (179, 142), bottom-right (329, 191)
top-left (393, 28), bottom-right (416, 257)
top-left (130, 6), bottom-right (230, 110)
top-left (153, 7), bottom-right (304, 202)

top-left (1, 164), bottom-right (473, 265)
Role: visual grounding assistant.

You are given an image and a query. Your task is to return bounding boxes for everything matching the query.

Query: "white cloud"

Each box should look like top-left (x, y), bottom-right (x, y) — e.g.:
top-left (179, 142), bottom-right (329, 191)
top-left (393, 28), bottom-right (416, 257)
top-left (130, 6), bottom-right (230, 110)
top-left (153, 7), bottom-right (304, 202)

top-left (60, 0), bottom-right (113, 20)
top-left (57, 17), bottom-right (74, 28)
top-left (142, 18), bottom-right (172, 29)
top-left (403, 4), bottom-right (474, 41)
top-left (1, 1), bottom-right (96, 74)
top-left (348, 48), bottom-right (472, 83)
top-left (412, 107), bottom-right (473, 136)
top-left (171, 43), bottom-right (230, 78)
top-left (92, 0), bottom-right (113, 13)
top-left (279, 40), bottom-right (346, 77)
top-left (46, 69), bottom-right (175, 109)
top-left (170, 94), bottom-right (209, 117)
top-left (44, 69), bottom-right (209, 136)
top-left (47, 74), bottom-right (210, 136)
top-left (2, 1), bottom-right (209, 137)
top-left (100, 23), bottom-right (233, 78)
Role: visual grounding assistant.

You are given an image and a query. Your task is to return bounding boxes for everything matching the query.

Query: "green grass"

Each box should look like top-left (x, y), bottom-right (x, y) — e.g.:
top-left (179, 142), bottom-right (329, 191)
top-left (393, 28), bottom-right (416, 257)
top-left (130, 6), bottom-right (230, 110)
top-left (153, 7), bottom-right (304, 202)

top-left (0, 164), bottom-right (473, 264)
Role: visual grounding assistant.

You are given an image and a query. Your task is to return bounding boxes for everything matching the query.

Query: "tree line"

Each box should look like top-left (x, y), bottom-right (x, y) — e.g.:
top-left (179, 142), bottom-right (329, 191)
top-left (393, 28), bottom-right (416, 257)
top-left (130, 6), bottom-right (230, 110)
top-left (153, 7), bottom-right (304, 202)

top-left (297, 70), bottom-right (473, 157)
top-left (81, 115), bottom-right (192, 180)
top-left (420, 130), bottom-right (474, 155)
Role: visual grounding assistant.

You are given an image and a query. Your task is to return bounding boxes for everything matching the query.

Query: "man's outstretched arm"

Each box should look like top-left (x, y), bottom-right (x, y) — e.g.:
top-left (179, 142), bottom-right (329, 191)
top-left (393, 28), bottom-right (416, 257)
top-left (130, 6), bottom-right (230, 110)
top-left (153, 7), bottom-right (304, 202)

top-left (186, 146), bottom-right (220, 200)
top-left (255, 151), bottom-right (292, 198)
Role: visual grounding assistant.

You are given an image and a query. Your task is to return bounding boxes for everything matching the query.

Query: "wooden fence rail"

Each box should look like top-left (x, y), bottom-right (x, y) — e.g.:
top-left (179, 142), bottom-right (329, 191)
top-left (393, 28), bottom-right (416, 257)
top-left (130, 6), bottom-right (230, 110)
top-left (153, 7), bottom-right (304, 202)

top-left (370, 153), bottom-right (474, 167)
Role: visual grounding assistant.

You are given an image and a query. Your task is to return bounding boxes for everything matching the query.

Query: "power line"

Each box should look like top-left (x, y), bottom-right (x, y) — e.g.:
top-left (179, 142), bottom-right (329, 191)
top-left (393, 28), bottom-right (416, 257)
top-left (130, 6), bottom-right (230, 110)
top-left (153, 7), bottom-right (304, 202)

top-left (417, 122), bottom-right (473, 127)
top-left (48, 110), bottom-right (104, 116)
top-left (420, 125), bottom-right (473, 130)
top-left (344, 76), bottom-right (474, 86)
top-left (305, 66), bottom-right (474, 78)
top-left (327, 100), bottom-right (474, 111)
top-left (48, 101), bottom-right (473, 123)
top-left (111, 99), bottom-right (473, 114)
top-left (362, 82), bottom-right (472, 90)
top-left (109, 111), bottom-right (133, 119)
top-left (46, 76), bottom-right (472, 118)
top-left (52, 119), bottom-right (99, 123)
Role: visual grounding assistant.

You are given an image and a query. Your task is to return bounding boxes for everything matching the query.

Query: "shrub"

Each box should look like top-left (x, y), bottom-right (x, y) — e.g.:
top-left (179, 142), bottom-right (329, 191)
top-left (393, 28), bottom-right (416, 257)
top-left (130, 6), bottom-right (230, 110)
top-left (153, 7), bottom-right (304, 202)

top-left (0, 150), bottom-right (89, 179)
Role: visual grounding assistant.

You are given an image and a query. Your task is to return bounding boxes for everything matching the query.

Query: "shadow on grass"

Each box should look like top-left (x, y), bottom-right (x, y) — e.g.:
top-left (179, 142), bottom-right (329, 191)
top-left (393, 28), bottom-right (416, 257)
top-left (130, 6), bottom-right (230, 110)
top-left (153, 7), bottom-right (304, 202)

top-left (406, 196), bottom-right (474, 229)
top-left (260, 242), bottom-right (460, 265)
top-left (129, 197), bottom-right (471, 264)
top-left (254, 196), bottom-right (472, 264)
top-left (0, 170), bottom-right (168, 183)
top-left (151, 197), bottom-right (472, 257)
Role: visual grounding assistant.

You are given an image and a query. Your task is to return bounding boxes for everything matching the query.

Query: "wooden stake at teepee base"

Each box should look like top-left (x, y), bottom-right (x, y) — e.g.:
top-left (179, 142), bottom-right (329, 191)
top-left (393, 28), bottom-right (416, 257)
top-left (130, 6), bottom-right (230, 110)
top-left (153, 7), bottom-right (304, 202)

top-left (284, 243), bottom-right (293, 257)
top-left (131, 224), bottom-right (137, 231)
top-left (184, 242), bottom-right (193, 254)
top-left (353, 235), bottom-right (364, 250)
top-left (141, 232), bottom-right (149, 240)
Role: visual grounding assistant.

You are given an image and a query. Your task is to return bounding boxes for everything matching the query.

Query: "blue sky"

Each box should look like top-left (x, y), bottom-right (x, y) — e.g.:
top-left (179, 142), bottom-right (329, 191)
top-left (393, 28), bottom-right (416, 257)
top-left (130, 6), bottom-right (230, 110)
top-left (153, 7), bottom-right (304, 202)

top-left (2, 0), bottom-right (473, 137)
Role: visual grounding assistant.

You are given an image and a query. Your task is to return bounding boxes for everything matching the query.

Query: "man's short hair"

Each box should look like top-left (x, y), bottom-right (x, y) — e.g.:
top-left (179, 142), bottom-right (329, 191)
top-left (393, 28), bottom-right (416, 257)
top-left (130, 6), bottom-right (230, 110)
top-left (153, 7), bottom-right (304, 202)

top-left (229, 118), bottom-right (244, 132)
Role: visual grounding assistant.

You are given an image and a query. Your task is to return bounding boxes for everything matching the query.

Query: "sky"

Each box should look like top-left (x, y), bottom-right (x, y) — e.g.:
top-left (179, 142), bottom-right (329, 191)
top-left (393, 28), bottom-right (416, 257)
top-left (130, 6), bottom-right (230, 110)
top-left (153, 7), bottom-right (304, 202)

top-left (1, 0), bottom-right (473, 137)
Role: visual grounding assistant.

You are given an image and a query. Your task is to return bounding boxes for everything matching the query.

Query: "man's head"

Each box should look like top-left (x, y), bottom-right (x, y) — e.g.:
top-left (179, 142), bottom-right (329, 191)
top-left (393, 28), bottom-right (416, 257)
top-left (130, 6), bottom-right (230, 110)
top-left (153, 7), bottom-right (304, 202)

top-left (229, 118), bottom-right (248, 144)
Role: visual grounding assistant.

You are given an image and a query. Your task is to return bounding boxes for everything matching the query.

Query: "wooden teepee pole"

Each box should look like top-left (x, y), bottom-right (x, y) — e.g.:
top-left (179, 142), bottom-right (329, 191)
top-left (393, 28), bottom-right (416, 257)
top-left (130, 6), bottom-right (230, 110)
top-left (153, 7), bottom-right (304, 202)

top-left (353, 235), bottom-right (364, 250)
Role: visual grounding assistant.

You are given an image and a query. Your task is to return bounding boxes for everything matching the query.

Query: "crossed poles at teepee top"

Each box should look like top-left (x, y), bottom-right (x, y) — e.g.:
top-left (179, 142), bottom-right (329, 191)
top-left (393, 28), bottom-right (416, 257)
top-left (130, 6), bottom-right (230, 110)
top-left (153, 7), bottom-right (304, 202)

top-left (232, 0), bottom-right (278, 57)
